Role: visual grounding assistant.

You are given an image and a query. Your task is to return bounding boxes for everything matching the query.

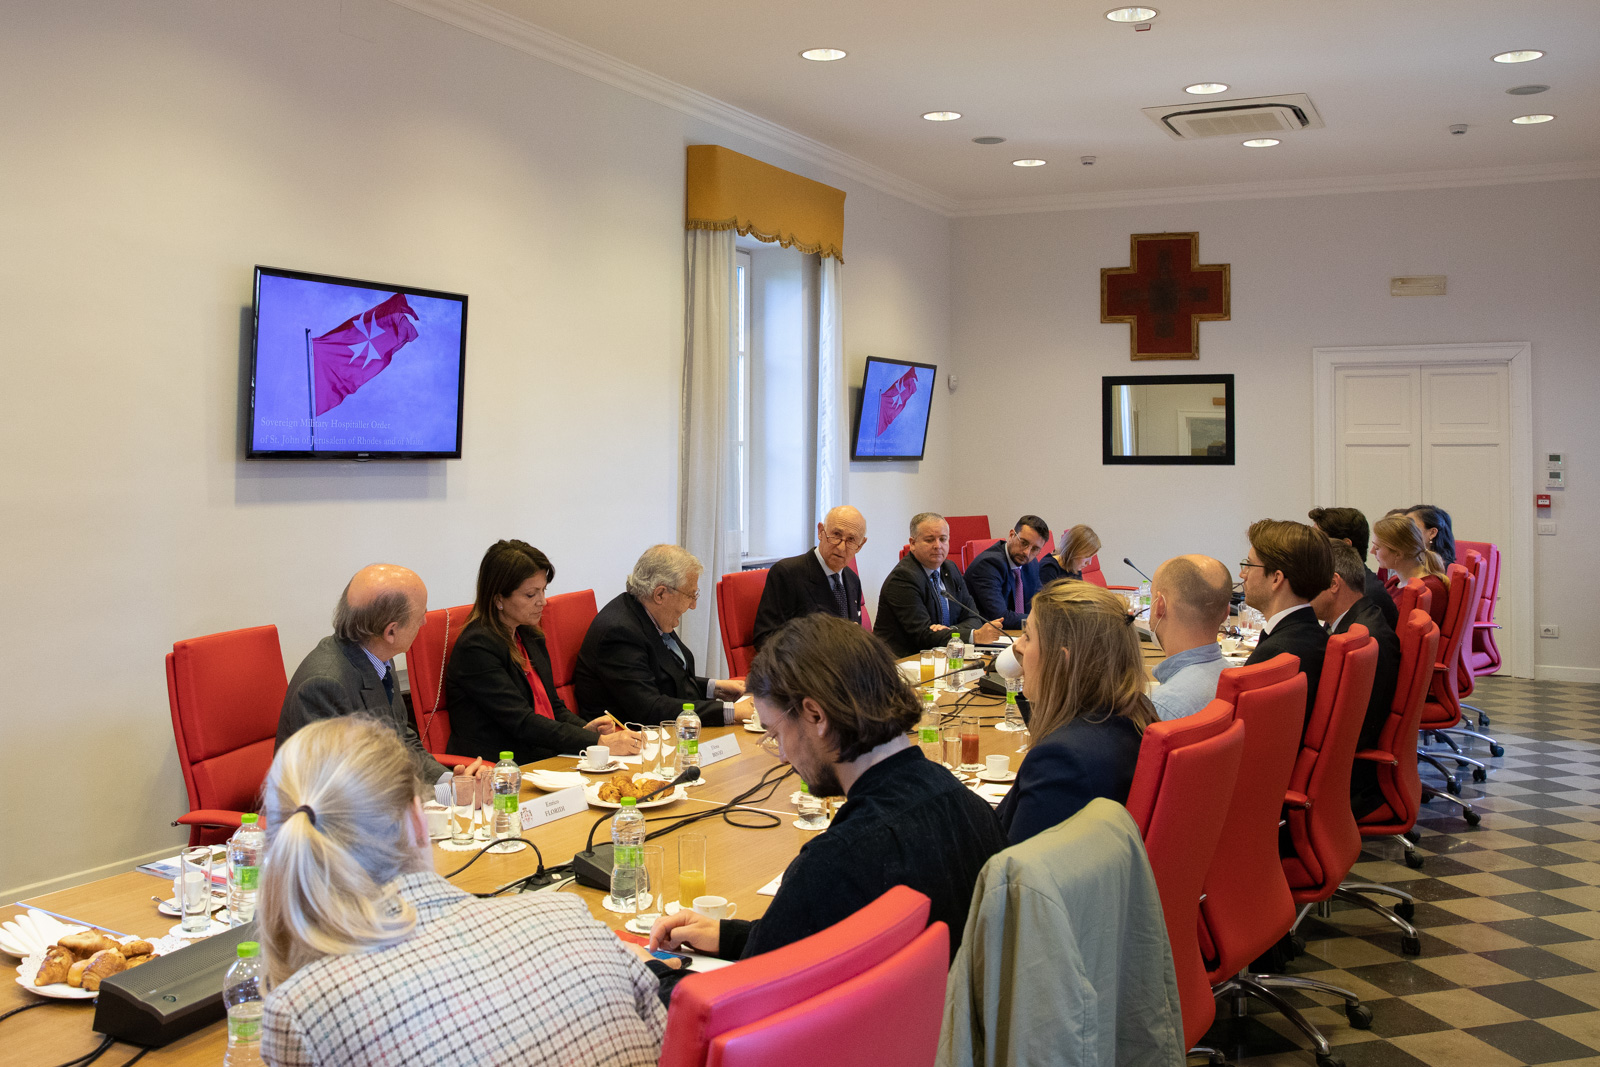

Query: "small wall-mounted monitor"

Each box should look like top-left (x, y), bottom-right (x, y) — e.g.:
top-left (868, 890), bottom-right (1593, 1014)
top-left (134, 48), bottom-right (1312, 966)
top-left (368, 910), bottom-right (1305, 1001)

top-left (247, 266), bottom-right (468, 459)
top-left (851, 357), bottom-right (937, 461)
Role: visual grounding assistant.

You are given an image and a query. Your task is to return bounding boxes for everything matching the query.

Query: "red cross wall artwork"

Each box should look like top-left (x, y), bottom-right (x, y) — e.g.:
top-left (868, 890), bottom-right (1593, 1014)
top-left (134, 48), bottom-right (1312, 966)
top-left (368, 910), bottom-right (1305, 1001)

top-left (1101, 232), bottom-right (1230, 360)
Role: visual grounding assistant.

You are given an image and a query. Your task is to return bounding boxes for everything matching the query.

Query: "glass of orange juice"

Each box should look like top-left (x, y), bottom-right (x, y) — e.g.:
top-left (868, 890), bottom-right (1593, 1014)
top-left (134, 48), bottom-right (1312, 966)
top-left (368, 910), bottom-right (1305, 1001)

top-left (920, 650), bottom-right (936, 684)
top-left (678, 834), bottom-right (707, 905)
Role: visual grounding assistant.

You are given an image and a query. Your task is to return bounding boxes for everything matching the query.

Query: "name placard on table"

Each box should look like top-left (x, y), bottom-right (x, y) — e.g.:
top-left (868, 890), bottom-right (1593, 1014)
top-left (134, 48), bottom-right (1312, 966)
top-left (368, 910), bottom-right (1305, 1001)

top-left (519, 786), bottom-right (586, 830)
top-left (697, 733), bottom-right (741, 767)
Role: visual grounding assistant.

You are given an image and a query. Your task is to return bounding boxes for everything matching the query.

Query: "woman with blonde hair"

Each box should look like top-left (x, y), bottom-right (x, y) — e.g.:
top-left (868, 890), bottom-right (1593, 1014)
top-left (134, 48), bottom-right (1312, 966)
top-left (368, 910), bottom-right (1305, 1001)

top-left (995, 582), bottom-right (1156, 844)
top-left (1039, 523), bottom-right (1101, 584)
top-left (1372, 513), bottom-right (1449, 626)
top-left (258, 716), bottom-right (667, 1067)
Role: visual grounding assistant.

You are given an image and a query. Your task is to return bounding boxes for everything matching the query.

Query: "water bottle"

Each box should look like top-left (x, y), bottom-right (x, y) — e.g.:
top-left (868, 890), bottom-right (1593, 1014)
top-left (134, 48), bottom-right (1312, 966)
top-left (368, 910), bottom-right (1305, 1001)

top-left (944, 632), bottom-right (962, 690)
top-left (1138, 580), bottom-right (1152, 616)
top-left (675, 702), bottom-right (701, 776)
top-left (796, 783), bottom-right (828, 830)
top-left (610, 796), bottom-right (647, 905)
top-left (492, 751), bottom-right (521, 845)
top-left (227, 814), bottom-right (265, 927)
top-left (918, 691), bottom-right (941, 761)
top-left (223, 941), bottom-right (265, 1066)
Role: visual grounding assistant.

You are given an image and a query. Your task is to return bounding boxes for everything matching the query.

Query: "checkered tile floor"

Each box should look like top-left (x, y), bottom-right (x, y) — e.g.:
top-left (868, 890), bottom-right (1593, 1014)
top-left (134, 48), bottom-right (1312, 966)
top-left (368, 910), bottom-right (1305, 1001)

top-left (1205, 676), bottom-right (1600, 1067)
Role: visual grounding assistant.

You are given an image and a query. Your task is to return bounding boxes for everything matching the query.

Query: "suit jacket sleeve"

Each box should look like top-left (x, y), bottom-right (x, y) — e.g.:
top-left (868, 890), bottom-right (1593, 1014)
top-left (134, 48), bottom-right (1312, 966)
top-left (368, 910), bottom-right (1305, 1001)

top-left (592, 624), bottom-right (726, 726)
top-left (879, 564), bottom-right (952, 653)
top-left (448, 631), bottom-right (598, 759)
top-left (945, 568), bottom-right (989, 635)
top-left (752, 562), bottom-right (802, 651)
top-left (998, 737), bottom-right (1104, 845)
top-left (964, 553), bottom-right (1024, 630)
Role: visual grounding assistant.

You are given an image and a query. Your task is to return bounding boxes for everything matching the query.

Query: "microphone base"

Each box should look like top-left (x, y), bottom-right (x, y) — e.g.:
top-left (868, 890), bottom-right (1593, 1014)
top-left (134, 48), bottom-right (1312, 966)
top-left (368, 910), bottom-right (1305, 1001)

top-left (571, 844), bottom-right (618, 891)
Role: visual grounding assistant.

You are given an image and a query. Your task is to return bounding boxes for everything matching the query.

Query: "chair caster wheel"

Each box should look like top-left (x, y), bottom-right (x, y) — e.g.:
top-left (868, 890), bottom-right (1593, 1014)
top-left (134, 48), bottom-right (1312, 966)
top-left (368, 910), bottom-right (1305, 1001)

top-left (1346, 1003), bottom-right (1373, 1029)
top-left (1396, 900), bottom-right (1416, 920)
top-left (1405, 851), bottom-right (1425, 869)
top-left (1404, 829), bottom-right (1421, 844)
top-left (1478, 713), bottom-right (1490, 728)
top-left (1208, 1053), bottom-right (1227, 1066)
top-left (1490, 744), bottom-right (1505, 757)
top-left (1464, 809), bottom-right (1481, 826)
top-left (1446, 777), bottom-right (1462, 795)
top-left (1473, 767), bottom-right (1488, 782)
top-left (1401, 935), bottom-right (1421, 956)
top-left (1289, 934), bottom-right (1307, 958)
top-left (1316, 1055), bottom-right (1345, 1067)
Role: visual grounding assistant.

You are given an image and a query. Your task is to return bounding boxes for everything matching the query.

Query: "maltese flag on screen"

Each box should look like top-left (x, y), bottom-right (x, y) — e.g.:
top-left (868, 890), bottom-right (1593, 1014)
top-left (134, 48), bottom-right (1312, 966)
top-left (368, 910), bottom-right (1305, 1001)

top-left (311, 293), bottom-right (420, 415)
top-left (876, 365), bottom-right (919, 435)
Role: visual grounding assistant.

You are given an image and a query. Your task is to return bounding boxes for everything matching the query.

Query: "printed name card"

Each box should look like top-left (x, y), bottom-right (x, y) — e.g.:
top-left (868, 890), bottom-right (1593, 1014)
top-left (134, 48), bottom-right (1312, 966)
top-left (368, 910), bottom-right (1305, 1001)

top-left (519, 786), bottom-right (586, 830)
top-left (698, 733), bottom-right (741, 768)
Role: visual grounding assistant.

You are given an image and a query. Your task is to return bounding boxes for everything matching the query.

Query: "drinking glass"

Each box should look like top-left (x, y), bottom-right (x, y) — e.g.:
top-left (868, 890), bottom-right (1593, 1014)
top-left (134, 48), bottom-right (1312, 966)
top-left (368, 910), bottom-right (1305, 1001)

top-left (959, 712), bottom-right (984, 772)
top-left (180, 847), bottom-right (213, 935)
top-left (919, 649), bottom-right (936, 684)
top-left (656, 723), bottom-right (677, 779)
top-left (451, 775), bottom-right (476, 846)
top-left (610, 864), bottom-right (644, 914)
top-left (678, 834), bottom-right (707, 905)
top-left (633, 845), bottom-right (666, 929)
top-left (474, 774), bottom-right (494, 842)
top-left (941, 729), bottom-right (961, 770)
top-left (641, 726), bottom-right (661, 771)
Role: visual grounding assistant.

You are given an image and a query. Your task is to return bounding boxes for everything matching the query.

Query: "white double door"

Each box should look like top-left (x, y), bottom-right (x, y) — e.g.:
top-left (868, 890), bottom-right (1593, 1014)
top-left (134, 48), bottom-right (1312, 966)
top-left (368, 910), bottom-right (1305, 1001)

top-left (1333, 362), bottom-right (1511, 639)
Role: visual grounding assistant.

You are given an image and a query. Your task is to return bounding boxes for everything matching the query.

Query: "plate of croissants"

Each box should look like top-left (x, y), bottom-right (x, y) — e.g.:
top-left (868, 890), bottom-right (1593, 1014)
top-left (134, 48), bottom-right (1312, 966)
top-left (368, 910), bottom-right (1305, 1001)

top-left (15, 920), bottom-right (179, 999)
top-left (585, 772), bottom-right (687, 810)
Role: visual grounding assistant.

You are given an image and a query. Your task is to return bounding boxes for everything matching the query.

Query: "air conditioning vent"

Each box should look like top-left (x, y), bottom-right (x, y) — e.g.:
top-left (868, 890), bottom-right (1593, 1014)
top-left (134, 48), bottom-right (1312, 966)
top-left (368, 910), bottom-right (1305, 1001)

top-left (1143, 94), bottom-right (1325, 141)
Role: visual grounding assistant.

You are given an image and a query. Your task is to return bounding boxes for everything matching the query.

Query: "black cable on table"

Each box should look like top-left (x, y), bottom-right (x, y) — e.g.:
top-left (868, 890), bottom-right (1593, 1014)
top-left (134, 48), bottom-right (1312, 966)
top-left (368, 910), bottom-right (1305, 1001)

top-left (443, 836), bottom-right (544, 881)
top-left (0, 999), bottom-right (50, 1025)
top-left (46, 1033), bottom-right (114, 1067)
top-left (115, 1049), bottom-right (149, 1067)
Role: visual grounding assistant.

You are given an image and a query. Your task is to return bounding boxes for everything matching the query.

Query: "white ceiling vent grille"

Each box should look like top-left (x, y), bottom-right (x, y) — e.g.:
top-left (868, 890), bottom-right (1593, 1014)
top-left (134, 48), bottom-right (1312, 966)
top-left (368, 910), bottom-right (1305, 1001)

top-left (1143, 94), bottom-right (1325, 141)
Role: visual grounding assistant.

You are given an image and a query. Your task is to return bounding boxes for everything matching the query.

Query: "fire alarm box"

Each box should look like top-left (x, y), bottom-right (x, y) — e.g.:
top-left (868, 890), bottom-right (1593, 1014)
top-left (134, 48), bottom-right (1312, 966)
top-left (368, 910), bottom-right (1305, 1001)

top-left (1536, 494), bottom-right (1552, 508)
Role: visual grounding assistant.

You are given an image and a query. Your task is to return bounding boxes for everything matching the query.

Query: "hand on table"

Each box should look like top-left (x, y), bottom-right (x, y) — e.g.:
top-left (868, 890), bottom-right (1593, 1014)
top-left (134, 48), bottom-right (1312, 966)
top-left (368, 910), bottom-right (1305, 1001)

top-left (973, 619), bottom-right (1004, 645)
top-left (649, 911), bottom-right (721, 956)
top-left (466, 758), bottom-right (492, 779)
top-left (624, 942), bottom-right (683, 969)
top-left (731, 695), bottom-right (755, 722)
top-left (590, 715), bottom-right (620, 735)
top-left (928, 624), bottom-right (950, 634)
top-left (602, 729), bottom-right (643, 756)
top-left (713, 678), bottom-right (745, 700)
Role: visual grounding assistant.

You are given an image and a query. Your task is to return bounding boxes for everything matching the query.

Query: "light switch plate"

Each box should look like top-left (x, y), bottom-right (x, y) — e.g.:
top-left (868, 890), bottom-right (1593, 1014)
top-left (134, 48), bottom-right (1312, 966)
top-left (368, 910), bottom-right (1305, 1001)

top-left (1539, 521), bottom-right (1557, 535)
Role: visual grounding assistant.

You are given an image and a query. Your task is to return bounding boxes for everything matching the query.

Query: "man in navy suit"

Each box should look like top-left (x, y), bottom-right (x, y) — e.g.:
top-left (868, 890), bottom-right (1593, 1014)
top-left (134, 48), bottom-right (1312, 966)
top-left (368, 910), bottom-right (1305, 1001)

top-left (876, 513), bottom-right (1003, 657)
top-left (963, 515), bottom-right (1049, 630)
top-left (752, 505), bottom-right (867, 650)
top-left (1242, 518), bottom-right (1334, 729)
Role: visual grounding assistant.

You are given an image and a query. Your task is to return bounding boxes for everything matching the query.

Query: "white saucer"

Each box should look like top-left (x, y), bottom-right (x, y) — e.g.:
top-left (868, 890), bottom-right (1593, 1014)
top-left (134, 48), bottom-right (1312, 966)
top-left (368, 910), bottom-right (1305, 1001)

top-left (741, 722), bottom-right (767, 734)
top-left (976, 770), bottom-right (1016, 783)
top-left (168, 918), bottom-right (231, 939)
top-left (155, 897), bottom-right (227, 918)
top-left (577, 761), bottom-right (624, 774)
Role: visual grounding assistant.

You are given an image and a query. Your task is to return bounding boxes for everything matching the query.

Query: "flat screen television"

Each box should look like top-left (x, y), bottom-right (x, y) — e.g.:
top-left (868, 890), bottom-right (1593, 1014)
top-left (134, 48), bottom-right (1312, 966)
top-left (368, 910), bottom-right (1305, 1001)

top-left (247, 266), bottom-right (467, 459)
top-left (850, 357), bottom-right (937, 461)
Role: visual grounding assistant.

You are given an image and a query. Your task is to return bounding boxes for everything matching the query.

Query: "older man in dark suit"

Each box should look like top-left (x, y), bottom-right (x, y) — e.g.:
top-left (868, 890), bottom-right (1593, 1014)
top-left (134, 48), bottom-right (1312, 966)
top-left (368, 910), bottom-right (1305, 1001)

top-left (1241, 519), bottom-right (1334, 731)
top-left (1309, 506), bottom-right (1399, 630)
top-left (875, 513), bottom-right (1003, 658)
top-left (752, 505), bottom-right (867, 650)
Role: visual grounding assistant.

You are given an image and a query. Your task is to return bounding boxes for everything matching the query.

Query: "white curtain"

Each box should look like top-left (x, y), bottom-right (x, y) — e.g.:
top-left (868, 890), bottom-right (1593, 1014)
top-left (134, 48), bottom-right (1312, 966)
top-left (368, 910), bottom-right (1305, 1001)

top-left (678, 227), bottom-right (739, 675)
top-left (815, 255), bottom-right (847, 522)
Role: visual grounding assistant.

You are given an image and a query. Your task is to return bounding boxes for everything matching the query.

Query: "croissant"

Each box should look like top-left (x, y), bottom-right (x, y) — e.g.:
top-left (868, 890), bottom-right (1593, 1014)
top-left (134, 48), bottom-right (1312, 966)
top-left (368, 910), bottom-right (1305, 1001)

top-left (124, 955), bottom-right (153, 969)
top-left (80, 949), bottom-right (127, 992)
top-left (119, 940), bottom-right (154, 958)
top-left (59, 931), bottom-right (121, 959)
top-left (34, 945), bottom-right (74, 986)
top-left (67, 959), bottom-right (91, 988)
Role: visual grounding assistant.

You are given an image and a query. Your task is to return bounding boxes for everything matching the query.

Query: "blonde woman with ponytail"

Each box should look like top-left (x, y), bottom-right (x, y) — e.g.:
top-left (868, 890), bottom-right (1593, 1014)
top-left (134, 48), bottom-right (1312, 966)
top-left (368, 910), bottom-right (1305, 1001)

top-left (258, 717), bottom-right (667, 1067)
top-left (995, 581), bottom-right (1157, 845)
top-left (1372, 513), bottom-right (1449, 628)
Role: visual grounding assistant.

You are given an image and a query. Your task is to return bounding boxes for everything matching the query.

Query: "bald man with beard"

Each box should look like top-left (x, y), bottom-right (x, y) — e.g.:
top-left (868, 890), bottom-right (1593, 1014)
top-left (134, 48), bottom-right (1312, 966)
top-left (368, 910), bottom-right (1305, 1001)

top-left (277, 564), bottom-right (481, 787)
top-left (751, 506), bottom-right (869, 650)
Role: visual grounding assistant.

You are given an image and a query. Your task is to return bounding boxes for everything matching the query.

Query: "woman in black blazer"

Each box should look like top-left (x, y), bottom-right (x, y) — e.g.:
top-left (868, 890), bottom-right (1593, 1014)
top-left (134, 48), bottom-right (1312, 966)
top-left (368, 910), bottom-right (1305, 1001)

top-left (1037, 523), bottom-right (1100, 585)
top-left (995, 581), bottom-right (1156, 845)
top-left (445, 541), bottom-right (641, 764)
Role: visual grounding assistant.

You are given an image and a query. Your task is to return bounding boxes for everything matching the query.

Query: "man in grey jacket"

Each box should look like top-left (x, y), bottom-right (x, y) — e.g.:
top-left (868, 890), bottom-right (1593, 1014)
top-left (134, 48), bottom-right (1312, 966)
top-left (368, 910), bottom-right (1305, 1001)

top-left (276, 564), bottom-right (479, 787)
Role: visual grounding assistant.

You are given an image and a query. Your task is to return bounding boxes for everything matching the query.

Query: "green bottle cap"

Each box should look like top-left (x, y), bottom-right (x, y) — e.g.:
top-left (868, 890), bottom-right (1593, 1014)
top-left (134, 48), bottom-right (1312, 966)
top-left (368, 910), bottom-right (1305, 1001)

top-left (240, 813), bottom-right (258, 825)
top-left (237, 942), bottom-right (260, 959)
top-left (683, 703), bottom-right (694, 712)
top-left (800, 782), bottom-right (812, 794)
top-left (620, 796), bottom-right (638, 807)
top-left (500, 751), bottom-right (514, 761)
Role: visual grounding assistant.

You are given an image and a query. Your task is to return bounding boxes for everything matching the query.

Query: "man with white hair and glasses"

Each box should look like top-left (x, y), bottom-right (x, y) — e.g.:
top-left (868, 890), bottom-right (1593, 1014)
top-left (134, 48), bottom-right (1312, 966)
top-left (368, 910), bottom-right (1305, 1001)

top-left (752, 505), bottom-right (869, 650)
top-left (574, 545), bottom-right (754, 726)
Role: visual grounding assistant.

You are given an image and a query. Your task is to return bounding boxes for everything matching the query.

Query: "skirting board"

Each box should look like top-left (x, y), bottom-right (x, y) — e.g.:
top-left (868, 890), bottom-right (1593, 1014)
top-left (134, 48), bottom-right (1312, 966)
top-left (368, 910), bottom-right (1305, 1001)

top-left (3, 842), bottom-right (182, 904)
top-left (1534, 664), bottom-right (1600, 683)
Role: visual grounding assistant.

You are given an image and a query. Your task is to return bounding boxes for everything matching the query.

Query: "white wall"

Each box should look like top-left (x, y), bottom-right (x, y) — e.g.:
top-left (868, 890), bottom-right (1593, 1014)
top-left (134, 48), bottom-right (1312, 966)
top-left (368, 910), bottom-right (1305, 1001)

top-left (949, 179), bottom-right (1600, 680)
top-left (0, 0), bottom-right (952, 897)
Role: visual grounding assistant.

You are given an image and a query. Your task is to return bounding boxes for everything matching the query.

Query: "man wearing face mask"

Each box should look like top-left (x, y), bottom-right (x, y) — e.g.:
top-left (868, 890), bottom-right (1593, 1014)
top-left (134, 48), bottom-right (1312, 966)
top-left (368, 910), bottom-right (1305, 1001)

top-left (1147, 555), bottom-right (1234, 722)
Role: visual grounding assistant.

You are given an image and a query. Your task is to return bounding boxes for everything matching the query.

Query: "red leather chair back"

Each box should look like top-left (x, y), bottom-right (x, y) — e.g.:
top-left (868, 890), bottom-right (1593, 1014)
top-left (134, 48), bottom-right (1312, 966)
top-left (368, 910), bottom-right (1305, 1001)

top-left (959, 538), bottom-right (1001, 571)
top-left (1080, 554), bottom-right (1139, 591)
top-left (1456, 540), bottom-right (1501, 674)
top-left (707, 923), bottom-right (948, 1067)
top-left (1420, 563), bottom-right (1478, 730)
top-left (1202, 656), bottom-right (1308, 981)
top-left (1358, 610), bottom-right (1440, 836)
top-left (944, 515), bottom-right (991, 550)
top-left (1396, 577), bottom-right (1433, 622)
top-left (659, 886), bottom-right (932, 1067)
top-left (1281, 628), bottom-right (1378, 901)
top-left (1455, 550), bottom-right (1487, 695)
top-left (407, 603), bottom-right (473, 755)
top-left (166, 625), bottom-right (288, 846)
top-left (716, 569), bottom-right (769, 678)
top-left (1124, 699), bottom-right (1245, 1049)
top-left (543, 589), bottom-right (598, 711)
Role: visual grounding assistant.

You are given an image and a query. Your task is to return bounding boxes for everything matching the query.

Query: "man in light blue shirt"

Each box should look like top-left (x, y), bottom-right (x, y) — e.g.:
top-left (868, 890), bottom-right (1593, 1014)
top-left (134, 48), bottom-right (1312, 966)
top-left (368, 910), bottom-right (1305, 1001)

top-left (1148, 555), bottom-right (1234, 722)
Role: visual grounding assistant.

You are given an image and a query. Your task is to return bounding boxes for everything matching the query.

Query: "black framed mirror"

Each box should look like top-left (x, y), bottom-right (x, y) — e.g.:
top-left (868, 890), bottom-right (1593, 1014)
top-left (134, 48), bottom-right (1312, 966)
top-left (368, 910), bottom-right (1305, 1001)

top-left (1102, 374), bottom-right (1234, 465)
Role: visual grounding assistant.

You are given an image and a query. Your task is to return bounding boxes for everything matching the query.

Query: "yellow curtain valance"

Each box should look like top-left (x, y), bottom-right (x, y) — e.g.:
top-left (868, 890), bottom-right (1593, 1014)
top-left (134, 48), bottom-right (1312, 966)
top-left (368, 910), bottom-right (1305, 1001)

top-left (686, 145), bottom-right (846, 262)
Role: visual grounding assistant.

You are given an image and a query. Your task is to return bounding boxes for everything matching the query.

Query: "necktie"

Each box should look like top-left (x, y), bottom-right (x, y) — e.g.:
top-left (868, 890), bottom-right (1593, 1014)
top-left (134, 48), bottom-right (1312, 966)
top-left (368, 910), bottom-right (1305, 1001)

top-left (380, 664), bottom-right (395, 704)
top-left (933, 572), bottom-right (950, 626)
top-left (1011, 566), bottom-right (1024, 615)
top-left (830, 572), bottom-right (849, 617)
top-left (662, 632), bottom-right (687, 669)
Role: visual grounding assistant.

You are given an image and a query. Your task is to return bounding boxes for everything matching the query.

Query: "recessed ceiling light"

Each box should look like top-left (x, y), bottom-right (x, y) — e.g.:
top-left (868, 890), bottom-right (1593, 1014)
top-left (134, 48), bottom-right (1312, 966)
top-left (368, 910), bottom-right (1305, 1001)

top-left (1105, 7), bottom-right (1158, 23)
top-left (1492, 50), bottom-right (1544, 64)
top-left (800, 48), bottom-right (847, 62)
top-left (1011, 158), bottom-right (1047, 167)
top-left (922, 111), bottom-right (961, 122)
top-left (972, 136), bottom-right (1006, 145)
top-left (1511, 113), bottom-right (1555, 124)
top-left (1242, 138), bottom-right (1280, 148)
top-left (1185, 83), bottom-right (1229, 95)
top-left (1506, 84), bottom-right (1550, 95)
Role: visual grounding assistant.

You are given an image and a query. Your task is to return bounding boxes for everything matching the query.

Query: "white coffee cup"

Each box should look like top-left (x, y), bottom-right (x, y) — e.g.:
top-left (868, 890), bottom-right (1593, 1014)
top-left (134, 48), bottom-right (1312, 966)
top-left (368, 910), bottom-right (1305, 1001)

top-left (584, 745), bottom-right (611, 769)
top-left (985, 754), bottom-right (1011, 777)
top-left (423, 802), bottom-right (451, 839)
top-left (693, 895), bottom-right (738, 920)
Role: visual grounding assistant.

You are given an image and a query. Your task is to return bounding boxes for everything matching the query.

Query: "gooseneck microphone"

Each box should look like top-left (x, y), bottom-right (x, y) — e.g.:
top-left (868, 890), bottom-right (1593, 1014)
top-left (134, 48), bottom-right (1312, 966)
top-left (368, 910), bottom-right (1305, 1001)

top-left (1124, 558), bottom-right (1154, 584)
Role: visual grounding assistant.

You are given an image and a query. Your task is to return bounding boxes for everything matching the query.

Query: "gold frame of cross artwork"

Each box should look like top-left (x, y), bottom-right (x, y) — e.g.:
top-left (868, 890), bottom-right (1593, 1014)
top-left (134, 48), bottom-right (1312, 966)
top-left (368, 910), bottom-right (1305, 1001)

top-left (1100, 232), bottom-right (1231, 361)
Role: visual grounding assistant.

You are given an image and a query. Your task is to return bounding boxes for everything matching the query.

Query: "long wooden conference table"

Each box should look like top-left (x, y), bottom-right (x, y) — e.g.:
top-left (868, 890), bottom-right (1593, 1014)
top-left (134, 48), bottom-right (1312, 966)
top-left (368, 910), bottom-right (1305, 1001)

top-left (7, 646), bottom-right (1139, 1065)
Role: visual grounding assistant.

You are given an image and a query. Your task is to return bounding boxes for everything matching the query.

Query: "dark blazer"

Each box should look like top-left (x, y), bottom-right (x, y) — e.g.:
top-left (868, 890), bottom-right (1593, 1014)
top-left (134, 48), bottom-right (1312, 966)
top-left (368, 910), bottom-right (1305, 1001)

top-left (276, 636), bottom-right (448, 783)
top-left (752, 550), bottom-right (862, 650)
top-left (996, 714), bottom-right (1143, 845)
top-left (964, 540), bottom-right (1043, 629)
top-left (1246, 604), bottom-right (1327, 728)
top-left (444, 619), bottom-right (598, 764)
top-left (1036, 554), bottom-right (1082, 587)
top-left (1335, 598), bottom-right (1402, 818)
top-left (874, 554), bottom-right (988, 658)
top-left (573, 591), bottom-right (731, 726)
top-left (1363, 566), bottom-right (1400, 630)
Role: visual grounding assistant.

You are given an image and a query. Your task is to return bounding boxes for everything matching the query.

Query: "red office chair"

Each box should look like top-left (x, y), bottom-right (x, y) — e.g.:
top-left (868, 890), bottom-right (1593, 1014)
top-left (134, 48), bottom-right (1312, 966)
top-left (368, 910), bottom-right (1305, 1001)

top-left (1080, 554), bottom-right (1138, 592)
top-left (716, 569), bottom-right (769, 677)
top-left (1416, 564), bottom-right (1491, 801)
top-left (1452, 550), bottom-right (1505, 745)
top-left (706, 924), bottom-right (948, 1067)
top-left (659, 886), bottom-right (935, 1067)
top-left (166, 625), bottom-right (288, 846)
top-left (1124, 698), bottom-right (1246, 1052)
top-left (959, 538), bottom-right (1000, 571)
top-left (542, 589), bottom-right (598, 711)
top-left (1454, 539), bottom-right (1502, 692)
top-left (1395, 576), bottom-right (1432, 623)
top-left (944, 515), bottom-right (991, 550)
top-left (405, 604), bottom-right (478, 769)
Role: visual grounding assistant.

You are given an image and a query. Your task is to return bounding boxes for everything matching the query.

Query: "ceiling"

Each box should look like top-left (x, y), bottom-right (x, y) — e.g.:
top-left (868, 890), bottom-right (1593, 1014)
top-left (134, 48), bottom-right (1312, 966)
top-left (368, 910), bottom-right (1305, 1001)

top-left (465, 0), bottom-right (1598, 209)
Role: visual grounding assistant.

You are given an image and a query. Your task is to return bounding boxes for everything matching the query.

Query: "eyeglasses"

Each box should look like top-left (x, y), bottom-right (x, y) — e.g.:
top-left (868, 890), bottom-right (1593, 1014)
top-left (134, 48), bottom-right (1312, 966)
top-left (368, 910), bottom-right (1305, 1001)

top-left (758, 732), bottom-right (782, 759)
top-left (669, 586), bottom-right (700, 604)
top-left (1238, 560), bottom-right (1267, 572)
top-left (822, 530), bottom-right (867, 550)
